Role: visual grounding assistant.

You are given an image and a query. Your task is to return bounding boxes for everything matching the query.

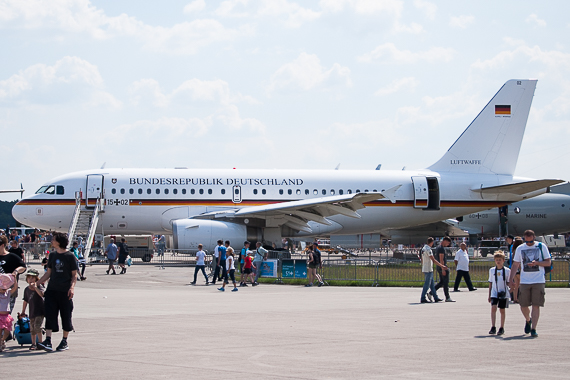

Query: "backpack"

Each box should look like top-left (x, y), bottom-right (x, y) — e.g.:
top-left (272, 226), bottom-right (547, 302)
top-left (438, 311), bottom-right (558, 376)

top-left (17, 314), bottom-right (30, 334)
top-left (537, 242), bottom-right (552, 274)
top-left (313, 249), bottom-right (321, 266)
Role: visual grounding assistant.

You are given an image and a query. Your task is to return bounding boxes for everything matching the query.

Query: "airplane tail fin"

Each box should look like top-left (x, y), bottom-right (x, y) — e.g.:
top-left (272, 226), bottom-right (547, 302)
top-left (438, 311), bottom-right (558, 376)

top-left (428, 79), bottom-right (537, 176)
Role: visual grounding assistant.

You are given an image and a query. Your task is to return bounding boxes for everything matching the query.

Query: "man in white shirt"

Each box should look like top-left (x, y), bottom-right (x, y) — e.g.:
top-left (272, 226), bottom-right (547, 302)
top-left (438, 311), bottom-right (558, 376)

top-left (453, 242), bottom-right (477, 292)
top-left (190, 244), bottom-right (208, 285)
top-left (420, 237), bottom-right (447, 303)
top-left (508, 230), bottom-right (551, 338)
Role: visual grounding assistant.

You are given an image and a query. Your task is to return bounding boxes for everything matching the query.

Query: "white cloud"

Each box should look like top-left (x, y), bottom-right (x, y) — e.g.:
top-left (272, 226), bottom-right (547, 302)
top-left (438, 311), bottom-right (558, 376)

top-left (0, 56), bottom-right (120, 108)
top-left (319, 0), bottom-right (402, 14)
top-left (471, 42), bottom-right (570, 71)
top-left (129, 78), bottom-right (260, 107)
top-left (526, 14), bottom-right (546, 28)
top-left (184, 0), bottom-right (206, 14)
top-left (215, 0), bottom-right (321, 28)
top-left (374, 77), bottom-right (418, 96)
top-left (449, 15), bottom-right (474, 29)
top-left (358, 43), bottom-right (455, 64)
top-left (109, 117), bottom-right (212, 143)
top-left (0, 0), bottom-right (247, 54)
top-left (414, 0), bottom-right (436, 20)
top-left (268, 52), bottom-right (352, 93)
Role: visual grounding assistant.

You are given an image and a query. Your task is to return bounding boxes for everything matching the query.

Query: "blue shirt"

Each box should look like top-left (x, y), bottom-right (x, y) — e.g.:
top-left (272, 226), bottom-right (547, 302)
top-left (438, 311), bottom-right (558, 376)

top-left (106, 243), bottom-right (118, 260)
top-left (219, 246), bottom-right (227, 261)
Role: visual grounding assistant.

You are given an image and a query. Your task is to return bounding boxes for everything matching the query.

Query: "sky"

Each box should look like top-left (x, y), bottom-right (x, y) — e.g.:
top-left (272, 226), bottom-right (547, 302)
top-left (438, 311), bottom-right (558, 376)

top-left (1, 0), bottom-right (570, 201)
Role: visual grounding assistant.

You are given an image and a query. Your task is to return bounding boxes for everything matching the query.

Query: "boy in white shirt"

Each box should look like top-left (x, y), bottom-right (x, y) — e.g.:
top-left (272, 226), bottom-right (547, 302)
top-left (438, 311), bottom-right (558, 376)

top-left (488, 251), bottom-right (511, 335)
top-left (190, 244), bottom-right (209, 285)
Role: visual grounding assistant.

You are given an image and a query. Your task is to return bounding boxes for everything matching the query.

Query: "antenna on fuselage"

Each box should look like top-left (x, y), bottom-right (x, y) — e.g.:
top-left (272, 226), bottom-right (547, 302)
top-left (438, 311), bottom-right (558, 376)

top-left (101, 162), bottom-right (106, 169)
top-left (335, 163), bottom-right (340, 170)
top-left (375, 164), bottom-right (381, 170)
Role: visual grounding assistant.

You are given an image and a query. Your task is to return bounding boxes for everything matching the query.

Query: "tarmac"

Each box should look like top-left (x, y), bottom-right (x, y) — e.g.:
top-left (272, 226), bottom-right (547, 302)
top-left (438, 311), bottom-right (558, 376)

top-left (2, 265), bottom-right (570, 379)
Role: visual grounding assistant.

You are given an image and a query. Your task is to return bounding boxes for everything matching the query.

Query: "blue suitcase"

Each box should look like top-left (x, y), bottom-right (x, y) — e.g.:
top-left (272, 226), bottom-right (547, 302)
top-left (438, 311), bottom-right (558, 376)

top-left (14, 323), bottom-right (33, 346)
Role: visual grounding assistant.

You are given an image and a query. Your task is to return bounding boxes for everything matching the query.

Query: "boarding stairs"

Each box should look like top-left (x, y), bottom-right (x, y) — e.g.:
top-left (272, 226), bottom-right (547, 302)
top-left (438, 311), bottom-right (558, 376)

top-left (67, 193), bottom-right (102, 258)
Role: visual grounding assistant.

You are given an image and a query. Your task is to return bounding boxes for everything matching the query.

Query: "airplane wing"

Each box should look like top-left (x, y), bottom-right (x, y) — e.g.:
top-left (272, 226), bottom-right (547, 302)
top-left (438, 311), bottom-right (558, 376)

top-left (194, 185), bottom-right (401, 233)
top-left (472, 179), bottom-right (564, 196)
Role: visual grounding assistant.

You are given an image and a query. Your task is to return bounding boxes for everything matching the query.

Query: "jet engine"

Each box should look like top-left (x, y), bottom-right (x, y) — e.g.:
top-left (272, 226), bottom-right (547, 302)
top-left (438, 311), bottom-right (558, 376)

top-left (172, 219), bottom-right (251, 251)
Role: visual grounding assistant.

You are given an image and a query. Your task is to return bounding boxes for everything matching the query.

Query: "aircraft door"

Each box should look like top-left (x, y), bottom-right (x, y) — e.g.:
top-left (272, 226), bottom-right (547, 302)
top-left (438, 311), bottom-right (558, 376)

top-left (232, 185), bottom-right (242, 204)
top-left (411, 176), bottom-right (428, 209)
top-left (86, 174), bottom-right (104, 207)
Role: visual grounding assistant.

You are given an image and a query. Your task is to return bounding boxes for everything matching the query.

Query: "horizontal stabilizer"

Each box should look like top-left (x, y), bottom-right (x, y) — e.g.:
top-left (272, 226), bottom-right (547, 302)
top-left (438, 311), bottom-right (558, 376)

top-left (472, 179), bottom-right (564, 196)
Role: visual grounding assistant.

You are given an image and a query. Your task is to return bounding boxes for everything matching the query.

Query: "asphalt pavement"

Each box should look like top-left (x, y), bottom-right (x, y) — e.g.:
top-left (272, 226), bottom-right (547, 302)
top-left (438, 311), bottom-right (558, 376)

top-left (2, 265), bottom-right (569, 379)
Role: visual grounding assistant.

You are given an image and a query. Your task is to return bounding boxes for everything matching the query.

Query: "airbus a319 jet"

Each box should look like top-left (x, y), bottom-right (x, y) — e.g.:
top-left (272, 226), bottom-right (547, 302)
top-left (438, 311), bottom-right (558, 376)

top-left (12, 79), bottom-right (563, 251)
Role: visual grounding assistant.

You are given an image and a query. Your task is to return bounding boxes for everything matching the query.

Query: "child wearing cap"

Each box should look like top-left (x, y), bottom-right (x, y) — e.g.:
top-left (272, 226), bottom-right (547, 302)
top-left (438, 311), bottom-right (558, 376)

top-left (21, 268), bottom-right (45, 350)
top-left (0, 274), bottom-right (18, 352)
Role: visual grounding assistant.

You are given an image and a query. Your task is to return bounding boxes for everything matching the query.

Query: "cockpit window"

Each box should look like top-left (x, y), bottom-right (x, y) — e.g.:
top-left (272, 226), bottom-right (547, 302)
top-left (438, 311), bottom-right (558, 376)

top-left (45, 185), bottom-right (55, 195)
top-left (36, 186), bottom-right (49, 194)
top-left (56, 185), bottom-right (64, 195)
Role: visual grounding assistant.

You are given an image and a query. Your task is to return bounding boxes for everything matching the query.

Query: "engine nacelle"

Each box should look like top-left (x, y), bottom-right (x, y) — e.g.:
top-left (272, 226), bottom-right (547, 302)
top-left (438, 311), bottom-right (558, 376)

top-left (172, 219), bottom-right (247, 252)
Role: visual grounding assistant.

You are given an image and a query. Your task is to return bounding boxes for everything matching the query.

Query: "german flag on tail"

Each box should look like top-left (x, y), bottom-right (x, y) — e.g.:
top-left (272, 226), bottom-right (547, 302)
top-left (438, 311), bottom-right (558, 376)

top-left (495, 105), bottom-right (511, 115)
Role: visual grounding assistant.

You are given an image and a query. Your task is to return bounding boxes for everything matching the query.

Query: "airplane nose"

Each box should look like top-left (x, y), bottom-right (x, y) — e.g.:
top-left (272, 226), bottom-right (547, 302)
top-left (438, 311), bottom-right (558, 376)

top-left (12, 201), bottom-right (28, 224)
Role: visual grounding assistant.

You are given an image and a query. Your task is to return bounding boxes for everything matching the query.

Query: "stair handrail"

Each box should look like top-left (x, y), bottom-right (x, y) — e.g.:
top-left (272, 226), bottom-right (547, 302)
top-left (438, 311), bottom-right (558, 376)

top-left (66, 191), bottom-right (83, 249)
top-left (83, 198), bottom-right (101, 258)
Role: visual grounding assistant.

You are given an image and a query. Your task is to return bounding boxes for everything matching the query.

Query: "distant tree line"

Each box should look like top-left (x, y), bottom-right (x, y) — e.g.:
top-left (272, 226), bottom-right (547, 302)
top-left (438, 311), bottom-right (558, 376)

top-left (0, 200), bottom-right (18, 229)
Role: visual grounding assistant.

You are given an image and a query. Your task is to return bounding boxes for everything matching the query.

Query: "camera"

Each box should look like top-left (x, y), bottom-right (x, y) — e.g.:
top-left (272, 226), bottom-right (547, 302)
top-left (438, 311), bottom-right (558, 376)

top-left (497, 291), bottom-right (507, 299)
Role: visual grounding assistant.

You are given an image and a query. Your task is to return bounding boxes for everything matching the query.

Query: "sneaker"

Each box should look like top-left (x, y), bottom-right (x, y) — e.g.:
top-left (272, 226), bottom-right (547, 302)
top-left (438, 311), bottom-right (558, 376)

top-left (231, 288), bottom-right (238, 292)
top-left (56, 340), bottom-right (69, 351)
top-left (80, 277), bottom-right (87, 281)
top-left (252, 282), bottom-right (258, 286)
top-left (530, 329), bottom-right (538, 337)
top-left (318, 282), bottom-right (324, 287)
top-left (420, 299), bottom-right (431, 303)
top-left (217, 288), bottom-right (225, 292)
top-left (489, 326), bottom-right (497, 335)
top-left (304, 284), bottom-right (313, 287)
top-left (445, 298), bottom-right (456, 302)
top-left (524, 319), bottom-right (532, 334)
top-left (38, 339), bottom-right (53, 352)
top-left (190, 282), bottom-right (196, 285)
top-left (434, 298), bottom-right (444, 303)
top-left (239, 283), bottom-right (248, 287)
top-left (106, 270), bottom-right (110, 275)
top-left (469, 288), bottom-right (478, 291)
top-left (497, 327), bottom-right (505, 336)
top-left (426, 292), bottom-right (433, 302)
top-left (453, 289), bottom-right (461, 292)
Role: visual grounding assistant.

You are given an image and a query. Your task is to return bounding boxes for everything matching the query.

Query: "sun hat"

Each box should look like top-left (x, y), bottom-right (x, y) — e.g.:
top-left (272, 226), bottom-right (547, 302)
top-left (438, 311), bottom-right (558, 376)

top-left (0, 273), bottom-right (15, 289)
top-left (26, 268), bottom-right (40, 278)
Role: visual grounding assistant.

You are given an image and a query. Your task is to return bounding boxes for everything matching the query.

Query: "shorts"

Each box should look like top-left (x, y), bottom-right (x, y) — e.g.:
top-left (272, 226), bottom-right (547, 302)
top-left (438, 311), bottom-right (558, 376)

top-left (0, 314), bottom-right (14, 330)
top-left (243, 267), bottom-right (252, 274)
top-left (308, 263), bottom-right (317, 269)
top-left (30, 316), bottom-right (44, 335)
top-left (118, 255), bottom-right (127, 265)
top-left (44, 289), bottom-right (74, 333)
top-left (108, 258), bottom-right (116, 264)
top-left (519, 283), bottom-right (545, 307)
top-left (490, 298), bottom-right (508, 309)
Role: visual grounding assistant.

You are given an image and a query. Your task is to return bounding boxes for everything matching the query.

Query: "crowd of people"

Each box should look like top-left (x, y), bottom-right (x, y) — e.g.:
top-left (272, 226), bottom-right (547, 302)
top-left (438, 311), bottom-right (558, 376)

top-left (419, 229), bottom-right (551, 337)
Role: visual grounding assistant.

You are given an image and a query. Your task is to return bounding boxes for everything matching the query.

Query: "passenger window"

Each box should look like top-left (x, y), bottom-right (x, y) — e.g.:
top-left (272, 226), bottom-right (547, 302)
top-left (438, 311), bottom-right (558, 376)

top-left (322, 189), bottom-right (326, 195)
top-left (111, 188), bottom-right (117, 195)
top-left (339, 190), bottom-right (343, 195)
top-left (56, 185), bottom-right (64, 195)
top-left (164, 189), bottom-right (169, 195)
top-left (279, 189), bottom-right (283, 195)
top-left (199, 189), bottom-right (204, 195)
top-left (313, 189), bottom-right (318, 195)
top-left (221, 189), bottom-right (226, 195)
top-left (356, 189), bottom-right (360, 193)
top-left (208, 189), bottom-right (212, 195)
top-left (182, 189), bottom-right (187, 195)
top-left (253, 189), bottom-right (258, 195)
top-left (138, 189), bottom-right (143, 194)
top-left (129, 189), bottom-right (134, 194)
top-left (305, 189), bottom-right (309, 195)
top-left (347, 190), bottom-right (352, 194)
top-left (296, 189), bottom-right (301, 195)
top-left (156, 189), bottom-right (160, 194)
top-left (45, 185), bottom-right (55, 195)
top-left (373, 189), bottom-right (377, 192)
top-left (190, 189), bottom-right (194, 194)
top-left (120, 189), bottom-right (125, 195)
top-left (288, 189), bottom-right (292, 195)
top-left (330, 189), bottom-right (335, 195)
top-left (365, 189), bottom-right (369, 192)
top-left (173, 189), bottom-right (178, 195)
top-left (147, 189), bottom-right (151, 194)
top-left (262, 189), bottom-right (266, 195)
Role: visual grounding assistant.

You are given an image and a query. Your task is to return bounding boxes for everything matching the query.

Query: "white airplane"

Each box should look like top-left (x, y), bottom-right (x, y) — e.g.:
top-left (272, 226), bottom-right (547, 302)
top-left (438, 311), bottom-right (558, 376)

top-left (12, 79), bottom-right (563, 251)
